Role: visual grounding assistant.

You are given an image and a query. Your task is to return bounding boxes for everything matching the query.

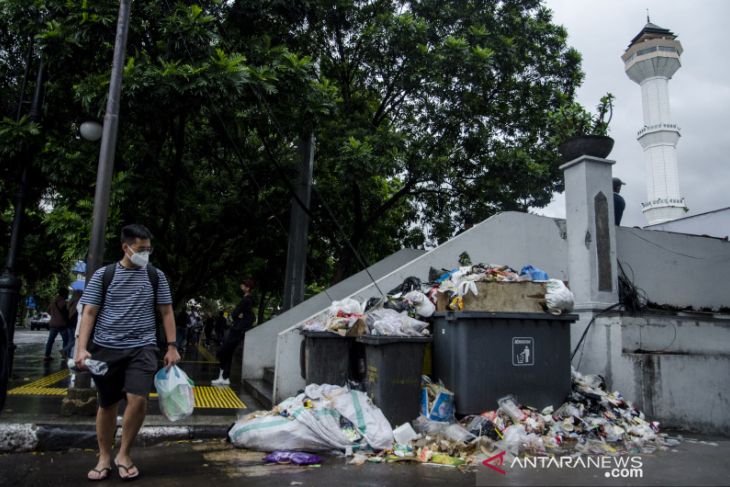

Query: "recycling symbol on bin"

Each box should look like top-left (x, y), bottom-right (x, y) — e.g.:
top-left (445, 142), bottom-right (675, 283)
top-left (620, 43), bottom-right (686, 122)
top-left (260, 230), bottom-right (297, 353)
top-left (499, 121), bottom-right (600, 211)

top-left (512, 337), bottom-right (534, 366)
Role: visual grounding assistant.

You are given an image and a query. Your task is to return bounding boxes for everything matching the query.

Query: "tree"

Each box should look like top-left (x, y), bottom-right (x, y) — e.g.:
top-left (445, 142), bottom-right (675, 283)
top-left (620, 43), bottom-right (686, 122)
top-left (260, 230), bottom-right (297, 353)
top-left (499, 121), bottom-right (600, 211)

top-left (1, 0), bottom-right (585, 311)
top-left (226, 0), bottom-right (584, 279)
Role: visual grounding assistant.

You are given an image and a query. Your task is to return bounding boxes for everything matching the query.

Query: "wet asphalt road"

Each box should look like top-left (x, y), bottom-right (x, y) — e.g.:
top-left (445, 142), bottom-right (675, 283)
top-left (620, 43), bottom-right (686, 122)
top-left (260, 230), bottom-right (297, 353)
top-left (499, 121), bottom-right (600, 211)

top-left (1, 436), bottom-right (729, 487)
top-left (3, 330), bottom-right (730, 486)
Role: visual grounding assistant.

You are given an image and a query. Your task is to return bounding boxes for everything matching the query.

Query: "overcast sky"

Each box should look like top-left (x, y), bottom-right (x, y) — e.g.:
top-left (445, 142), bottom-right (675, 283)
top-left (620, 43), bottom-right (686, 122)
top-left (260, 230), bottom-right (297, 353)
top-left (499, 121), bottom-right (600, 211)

top-left (532, 0), bottom-right (730, 227)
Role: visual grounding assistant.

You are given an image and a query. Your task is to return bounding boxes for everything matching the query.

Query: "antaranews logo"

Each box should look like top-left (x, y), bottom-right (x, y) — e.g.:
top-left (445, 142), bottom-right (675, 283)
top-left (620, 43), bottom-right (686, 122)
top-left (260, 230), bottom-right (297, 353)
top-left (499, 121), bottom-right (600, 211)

top-left (482, 451), bottom-right (644, 479)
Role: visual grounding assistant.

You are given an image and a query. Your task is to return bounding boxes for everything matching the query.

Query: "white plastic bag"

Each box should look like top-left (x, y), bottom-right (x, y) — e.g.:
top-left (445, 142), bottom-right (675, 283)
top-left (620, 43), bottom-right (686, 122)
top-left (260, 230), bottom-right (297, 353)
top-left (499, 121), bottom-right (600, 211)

top-left (154, 365), bottom-right (195, 422)
top-left (545, 279), bottom-right (575, 315)
top-left (332, 389), bottom-right (394, 451)
top-left (404, 291), bottom-right (436, 318)
top-left (366, 308), bottom-right (429, 337)
top-left (228, 415), bottom-right (336, 452)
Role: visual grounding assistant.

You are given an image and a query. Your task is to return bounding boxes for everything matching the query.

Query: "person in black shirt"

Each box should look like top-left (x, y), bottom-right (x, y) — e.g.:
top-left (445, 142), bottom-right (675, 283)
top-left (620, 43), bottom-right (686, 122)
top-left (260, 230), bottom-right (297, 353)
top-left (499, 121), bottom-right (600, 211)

top-left (214, 311), bottom-right (227, 346)
top-left (613, 177), bottom-right (626, 225)
top-left (212, 279), bottom-right (255, 386)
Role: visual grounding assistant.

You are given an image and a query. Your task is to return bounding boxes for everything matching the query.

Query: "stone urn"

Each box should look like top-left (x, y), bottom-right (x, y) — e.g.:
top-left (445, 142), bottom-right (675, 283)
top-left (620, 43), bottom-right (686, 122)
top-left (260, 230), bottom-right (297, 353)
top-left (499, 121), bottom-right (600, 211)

top-left (558, 135), bottom-right (614, 162)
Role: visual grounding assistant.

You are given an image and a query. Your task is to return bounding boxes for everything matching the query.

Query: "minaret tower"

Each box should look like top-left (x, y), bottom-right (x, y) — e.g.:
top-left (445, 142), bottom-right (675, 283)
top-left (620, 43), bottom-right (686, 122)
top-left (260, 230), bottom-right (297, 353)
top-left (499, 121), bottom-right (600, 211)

top-left (622, 19), bottom-right (688, 224)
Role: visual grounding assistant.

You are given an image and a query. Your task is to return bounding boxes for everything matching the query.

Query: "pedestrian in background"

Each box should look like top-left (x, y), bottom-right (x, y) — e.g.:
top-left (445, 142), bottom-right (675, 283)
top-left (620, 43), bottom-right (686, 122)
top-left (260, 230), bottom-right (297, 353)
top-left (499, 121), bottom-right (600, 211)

top-left (175, 307), bottom-right (189, 353)
top-left (203, 313), bottom-right (214, 347)
top-left (44, 287), bottom-right (70, 361)
top-left (212, 279), bottom-right (255, 386)
top-left (214, 310), bottom-right (227, 346)
top-left (63, 288), bottom-right (83, 359)
top-left (613, 177), bottom-right (626, 225)
top-left (74, 224), bottom-right (180, 481)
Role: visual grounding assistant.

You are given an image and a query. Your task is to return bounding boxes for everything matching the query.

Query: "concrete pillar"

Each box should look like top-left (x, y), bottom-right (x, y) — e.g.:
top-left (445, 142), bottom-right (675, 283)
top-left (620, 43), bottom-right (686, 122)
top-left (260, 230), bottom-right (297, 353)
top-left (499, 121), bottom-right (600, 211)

top-left (561, 155), bottom-right (620, 377)
top-left (561, 155), bottom-right (619, 310)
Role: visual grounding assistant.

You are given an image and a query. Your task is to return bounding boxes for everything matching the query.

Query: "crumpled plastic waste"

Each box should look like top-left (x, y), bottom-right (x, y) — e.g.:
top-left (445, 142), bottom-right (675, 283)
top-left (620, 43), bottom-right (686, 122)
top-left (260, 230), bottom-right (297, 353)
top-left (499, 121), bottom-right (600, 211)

top-left (462, 370), bottom-right (675, 457)
top-left (519, 265), bottom-right (550, 281)
top-left (403, 291), bottom-right (435, 318)
top-left (301, 298), bottom-right (366, 334)
top-left (545, 279), bottom-right (575, 315)
top-left (366, 308), bottom-right (430, 336)
top-left (262, 451), bottom-right (323, 465)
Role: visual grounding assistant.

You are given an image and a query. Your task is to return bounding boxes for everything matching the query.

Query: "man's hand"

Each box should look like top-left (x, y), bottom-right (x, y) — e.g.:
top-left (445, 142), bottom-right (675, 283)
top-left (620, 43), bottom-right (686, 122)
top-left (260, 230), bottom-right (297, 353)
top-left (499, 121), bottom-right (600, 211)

top-left (74, 349), bottom-right (91, 371)
top-left (164, 346), bottom-right (181, 368)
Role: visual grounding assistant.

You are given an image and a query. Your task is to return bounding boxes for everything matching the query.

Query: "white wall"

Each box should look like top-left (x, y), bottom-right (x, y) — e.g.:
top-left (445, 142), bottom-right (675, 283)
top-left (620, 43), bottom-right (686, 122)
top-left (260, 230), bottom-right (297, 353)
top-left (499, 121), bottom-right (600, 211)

top-left (616, 226), bottom-right (730, 310)
top-left (646, 208), bottom-right (730, 240)
top-left (573, 313), bottom-right (730, 435)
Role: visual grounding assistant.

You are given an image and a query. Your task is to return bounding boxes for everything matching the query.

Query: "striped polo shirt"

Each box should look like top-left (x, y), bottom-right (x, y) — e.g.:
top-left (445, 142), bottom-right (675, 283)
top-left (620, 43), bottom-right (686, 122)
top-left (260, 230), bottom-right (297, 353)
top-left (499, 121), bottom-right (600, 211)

top-left (80, 262), bottom-right (173, 349)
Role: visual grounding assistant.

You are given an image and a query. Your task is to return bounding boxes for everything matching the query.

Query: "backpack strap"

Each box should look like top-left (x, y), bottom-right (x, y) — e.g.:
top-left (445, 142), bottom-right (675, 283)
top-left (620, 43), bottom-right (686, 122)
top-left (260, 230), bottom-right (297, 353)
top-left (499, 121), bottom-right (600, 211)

top-left (100, 263), bottom-right (116, 311)
top-left (147, 264), bottom-right (159, 305)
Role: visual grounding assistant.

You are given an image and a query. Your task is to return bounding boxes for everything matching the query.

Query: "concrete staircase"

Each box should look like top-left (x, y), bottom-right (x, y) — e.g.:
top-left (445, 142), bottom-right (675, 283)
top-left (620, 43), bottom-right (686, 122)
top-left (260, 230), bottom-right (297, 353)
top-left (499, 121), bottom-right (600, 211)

top-left (242, 366), bottom-right (275, 410)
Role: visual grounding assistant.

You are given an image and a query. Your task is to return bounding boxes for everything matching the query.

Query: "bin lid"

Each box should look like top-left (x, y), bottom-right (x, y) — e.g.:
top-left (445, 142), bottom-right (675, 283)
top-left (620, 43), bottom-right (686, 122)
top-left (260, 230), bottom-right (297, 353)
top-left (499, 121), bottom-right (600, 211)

top-left (432, 311), bottom-right (579, 322)
top-left (356, 335), bottom-right (433, 345)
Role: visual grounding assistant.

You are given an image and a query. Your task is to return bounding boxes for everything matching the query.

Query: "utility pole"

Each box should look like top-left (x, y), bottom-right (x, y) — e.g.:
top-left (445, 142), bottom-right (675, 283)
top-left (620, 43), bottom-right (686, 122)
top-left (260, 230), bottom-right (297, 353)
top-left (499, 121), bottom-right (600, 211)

top-left (282, 131), bottom-right (315, 310)
top-left (86, 0), bottom-right (132, 277)
top-left (64, 0), bottom-right (132, 415)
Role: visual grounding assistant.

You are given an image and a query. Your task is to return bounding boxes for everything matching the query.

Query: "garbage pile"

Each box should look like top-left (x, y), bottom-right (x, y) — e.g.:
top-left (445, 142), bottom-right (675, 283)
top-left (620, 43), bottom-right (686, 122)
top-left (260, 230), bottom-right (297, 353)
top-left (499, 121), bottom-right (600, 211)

top-left (430, 263), bottom-right (574, 315)
top-left (301, 296), bottom-right (431, 337)
top-left (229, 371), bottom-right (677, 468)
top-left (380, 370), bottom-right (674, 466)
top-left (469, 369), bottom-right (670, 457)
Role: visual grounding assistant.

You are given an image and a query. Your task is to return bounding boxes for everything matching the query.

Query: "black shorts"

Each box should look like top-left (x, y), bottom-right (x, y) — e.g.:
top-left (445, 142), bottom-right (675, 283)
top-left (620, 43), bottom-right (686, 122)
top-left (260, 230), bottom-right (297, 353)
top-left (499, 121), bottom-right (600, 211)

top-left (88, 343), bottom-right (159, 407)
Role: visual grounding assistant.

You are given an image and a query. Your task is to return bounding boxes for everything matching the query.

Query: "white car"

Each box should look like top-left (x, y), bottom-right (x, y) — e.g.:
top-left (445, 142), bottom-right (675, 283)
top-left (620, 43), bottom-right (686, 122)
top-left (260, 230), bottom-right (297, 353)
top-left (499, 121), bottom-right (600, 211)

top-left (29, 312), bottom-right (51, 331)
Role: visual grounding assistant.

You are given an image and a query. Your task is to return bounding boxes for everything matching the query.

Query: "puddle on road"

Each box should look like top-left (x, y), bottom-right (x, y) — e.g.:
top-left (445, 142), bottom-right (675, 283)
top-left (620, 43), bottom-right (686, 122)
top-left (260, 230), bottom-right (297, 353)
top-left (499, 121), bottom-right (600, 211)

top-left (193, 442), bottom-right (319, 479)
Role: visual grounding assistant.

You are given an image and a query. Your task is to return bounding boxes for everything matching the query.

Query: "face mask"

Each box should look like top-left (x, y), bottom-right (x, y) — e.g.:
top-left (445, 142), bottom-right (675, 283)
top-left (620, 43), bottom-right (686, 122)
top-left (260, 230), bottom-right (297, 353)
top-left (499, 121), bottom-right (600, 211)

top-left (128, 248), bottom-right (150, 267)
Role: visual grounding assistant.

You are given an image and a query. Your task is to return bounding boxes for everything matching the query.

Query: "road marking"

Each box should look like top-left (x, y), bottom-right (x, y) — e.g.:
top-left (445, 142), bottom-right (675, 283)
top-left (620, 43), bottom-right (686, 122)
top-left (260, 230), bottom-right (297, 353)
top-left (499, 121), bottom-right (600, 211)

top-left (194, 386), bottom-right (246, 409)
top-left (9, 369), bottom-right (69, 391)
top-left (9, 381), bottom-right (246, 409)
top-left (8, 386), bottom-right (68, 396)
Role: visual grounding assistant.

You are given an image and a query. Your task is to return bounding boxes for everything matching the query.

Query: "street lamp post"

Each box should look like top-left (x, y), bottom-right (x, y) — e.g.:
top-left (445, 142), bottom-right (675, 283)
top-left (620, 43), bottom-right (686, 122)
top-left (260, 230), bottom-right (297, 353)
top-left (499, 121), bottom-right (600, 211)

top-left (0, 59), bottom-right (45, 413)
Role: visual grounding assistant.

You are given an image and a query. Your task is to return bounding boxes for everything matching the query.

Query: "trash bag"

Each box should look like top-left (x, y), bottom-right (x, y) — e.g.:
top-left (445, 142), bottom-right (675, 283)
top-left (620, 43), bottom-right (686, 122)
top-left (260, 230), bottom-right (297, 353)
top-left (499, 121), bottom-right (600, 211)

top-left (366, 308), bottom-right (429, 336)
top-left (262, 451), bottom-right (323, 465)
top-left (229, 385), bottom-right (394, 452)
top-left (331, 388), bottom-right (394, 451)
top-left (403, 291), bottom-right (436, 318)
top-left (387, 277), bottom-right (422, 296)
top-left (545, 279), bottom-right (575, 315)
top-left (229, 414), bottom-right (336, 452)
top-left (519, 265), bottom-right (550, 281)
top-left (154, 365), bottom-right (195, 422)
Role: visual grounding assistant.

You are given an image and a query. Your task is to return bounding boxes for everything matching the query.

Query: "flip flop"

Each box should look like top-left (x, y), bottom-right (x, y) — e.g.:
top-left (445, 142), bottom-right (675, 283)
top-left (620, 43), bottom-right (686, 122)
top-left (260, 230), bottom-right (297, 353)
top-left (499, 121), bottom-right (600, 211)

top-left (87, 467), bottom-right (111, 481)
top-left (114, 460), bottom-right (140, 481)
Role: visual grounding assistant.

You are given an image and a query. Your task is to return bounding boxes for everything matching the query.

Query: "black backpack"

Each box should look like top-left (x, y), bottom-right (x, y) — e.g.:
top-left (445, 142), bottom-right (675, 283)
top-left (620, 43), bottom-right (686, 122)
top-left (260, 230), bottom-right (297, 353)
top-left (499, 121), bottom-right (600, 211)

top-left (99, 263), bottom-right (165, 349)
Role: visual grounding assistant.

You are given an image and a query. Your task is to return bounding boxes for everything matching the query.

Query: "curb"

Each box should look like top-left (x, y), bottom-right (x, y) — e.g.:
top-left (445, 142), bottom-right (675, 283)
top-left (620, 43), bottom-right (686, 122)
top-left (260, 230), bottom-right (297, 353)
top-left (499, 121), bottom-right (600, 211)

top-left (0, 423), bottom-right (231, 453)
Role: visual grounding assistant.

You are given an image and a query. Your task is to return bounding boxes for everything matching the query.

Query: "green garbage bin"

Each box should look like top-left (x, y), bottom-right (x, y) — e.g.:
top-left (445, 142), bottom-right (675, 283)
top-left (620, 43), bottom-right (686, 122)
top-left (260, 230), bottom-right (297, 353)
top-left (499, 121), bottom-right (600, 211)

top-left (357, 335), bottom-right (432, 427)
top-left (432, 311), bottom-right (578, 415)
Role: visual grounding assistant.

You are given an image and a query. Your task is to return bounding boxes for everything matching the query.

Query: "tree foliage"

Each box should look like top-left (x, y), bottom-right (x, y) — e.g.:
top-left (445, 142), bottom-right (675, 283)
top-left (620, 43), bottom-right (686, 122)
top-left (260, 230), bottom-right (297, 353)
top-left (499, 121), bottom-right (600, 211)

top-left (1, 0), bottom-right (584, 314)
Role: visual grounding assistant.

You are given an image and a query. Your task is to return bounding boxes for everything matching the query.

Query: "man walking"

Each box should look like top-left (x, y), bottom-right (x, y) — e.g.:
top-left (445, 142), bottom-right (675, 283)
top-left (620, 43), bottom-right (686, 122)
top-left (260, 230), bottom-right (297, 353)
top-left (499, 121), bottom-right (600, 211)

top-left (74, 224), bottom-right (180, 481)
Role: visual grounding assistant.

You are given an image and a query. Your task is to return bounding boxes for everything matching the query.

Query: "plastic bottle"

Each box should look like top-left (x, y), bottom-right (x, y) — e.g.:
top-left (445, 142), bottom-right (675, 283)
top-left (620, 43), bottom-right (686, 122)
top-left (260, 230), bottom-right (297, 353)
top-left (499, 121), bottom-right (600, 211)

top-left (67, 358), bottom-right (109, 375)
top-left (497, 395), bottom-right (527, 423)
